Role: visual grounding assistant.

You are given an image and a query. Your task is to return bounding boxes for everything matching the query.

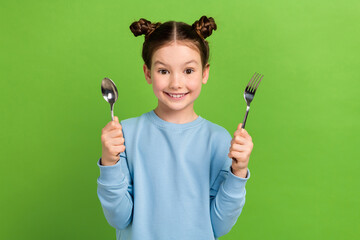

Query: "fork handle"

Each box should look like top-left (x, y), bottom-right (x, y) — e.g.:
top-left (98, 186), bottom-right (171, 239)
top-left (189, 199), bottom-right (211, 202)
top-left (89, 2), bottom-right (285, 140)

top-left (232, 106), bottom-right (250, 163)
top-left (242, 106), bottom-right (250, 129)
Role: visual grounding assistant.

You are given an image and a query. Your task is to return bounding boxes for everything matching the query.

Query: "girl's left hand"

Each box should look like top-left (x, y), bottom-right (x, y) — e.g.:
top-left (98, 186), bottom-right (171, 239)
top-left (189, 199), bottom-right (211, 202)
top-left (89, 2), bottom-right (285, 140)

top-left (228, 123), bottom-right (254, 178)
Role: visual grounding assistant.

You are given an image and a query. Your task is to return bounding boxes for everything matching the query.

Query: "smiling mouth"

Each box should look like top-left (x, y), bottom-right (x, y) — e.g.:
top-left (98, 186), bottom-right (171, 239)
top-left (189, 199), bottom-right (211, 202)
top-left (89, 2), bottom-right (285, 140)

top-left (164, 92), bottom-right (189, 99)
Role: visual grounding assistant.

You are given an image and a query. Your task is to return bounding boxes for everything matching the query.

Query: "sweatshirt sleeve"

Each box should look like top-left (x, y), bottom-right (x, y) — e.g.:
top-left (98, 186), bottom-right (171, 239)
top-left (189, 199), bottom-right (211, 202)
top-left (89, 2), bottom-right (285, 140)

top-left (96, 150), bottom-right (134, 230)
top-left (209, 131), bottom-right (250, 238)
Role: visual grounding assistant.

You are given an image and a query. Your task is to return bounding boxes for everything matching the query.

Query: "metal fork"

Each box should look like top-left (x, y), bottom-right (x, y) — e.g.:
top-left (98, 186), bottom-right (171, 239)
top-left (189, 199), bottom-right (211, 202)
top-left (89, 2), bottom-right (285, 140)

top-left (241, 72), bottom-right (264, 129)
top-left (232, 72), bottom-right (263, 164)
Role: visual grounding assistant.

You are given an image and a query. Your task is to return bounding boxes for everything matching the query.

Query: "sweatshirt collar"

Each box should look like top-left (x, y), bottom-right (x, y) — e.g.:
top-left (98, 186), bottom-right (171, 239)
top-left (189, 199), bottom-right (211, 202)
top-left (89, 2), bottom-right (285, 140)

top-left (146, 110), bottom-right (204, 130)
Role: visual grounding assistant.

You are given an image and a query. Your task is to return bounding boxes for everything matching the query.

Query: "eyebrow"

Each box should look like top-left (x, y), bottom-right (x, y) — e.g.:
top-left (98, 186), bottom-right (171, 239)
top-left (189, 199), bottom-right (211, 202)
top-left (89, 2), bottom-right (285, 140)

top-left (154, 60), bottom-right (199, 66)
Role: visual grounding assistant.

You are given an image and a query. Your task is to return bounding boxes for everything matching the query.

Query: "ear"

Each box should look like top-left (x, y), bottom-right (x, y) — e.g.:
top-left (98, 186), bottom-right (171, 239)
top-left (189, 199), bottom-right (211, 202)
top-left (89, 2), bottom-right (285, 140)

top-left (202, 63), bottom-right (210, 84)
top-left (143, 63), bottom-right (152, 84)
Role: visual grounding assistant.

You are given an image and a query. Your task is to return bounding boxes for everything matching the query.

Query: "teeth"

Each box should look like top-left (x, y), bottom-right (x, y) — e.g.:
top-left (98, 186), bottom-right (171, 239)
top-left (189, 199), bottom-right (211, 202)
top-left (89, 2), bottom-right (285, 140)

top-left (168, 93), bottom-right (185, 98)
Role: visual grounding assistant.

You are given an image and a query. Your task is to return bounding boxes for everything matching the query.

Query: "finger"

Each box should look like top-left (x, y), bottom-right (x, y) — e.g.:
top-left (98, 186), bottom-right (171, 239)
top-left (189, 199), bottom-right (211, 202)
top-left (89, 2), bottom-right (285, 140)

top-left (229, 143), bottom-right (247, 152)
top-left (103, 137), bottom-right (125, 148)
top-left (109, 145), bottom-right (126, 156)
top-left (101, 130), bottom-right (123, 145)
top-left (232, 123), bottom-right (243, 139)
top-left (234, 135), bottom-right (248, 145)
top-left (232, 136), bottom-right (247, 145)
top-left (228, 151), bottom-right (243, 160)
top-left (235, 128), bottom-right (252, 141)
top-left (102, 120), bottom-right (122, 133)
top-left (228, 151), bottom-right (248, 160)
top-left (233, 126), bottom-right (248, 136)
top-left (109, 137), bottom-right (125, 146)
top-left (107, 128), bottom-right (123, 138)
top-left (241, 129), bottom-right (252, 140)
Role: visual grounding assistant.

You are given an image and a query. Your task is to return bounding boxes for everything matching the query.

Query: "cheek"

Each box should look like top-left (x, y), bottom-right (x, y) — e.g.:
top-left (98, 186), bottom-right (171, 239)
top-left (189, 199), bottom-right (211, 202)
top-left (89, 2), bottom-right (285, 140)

top-left (187, 78), bottom-right (203, 92)
top-left (152, 80), bottom-right (166, 95)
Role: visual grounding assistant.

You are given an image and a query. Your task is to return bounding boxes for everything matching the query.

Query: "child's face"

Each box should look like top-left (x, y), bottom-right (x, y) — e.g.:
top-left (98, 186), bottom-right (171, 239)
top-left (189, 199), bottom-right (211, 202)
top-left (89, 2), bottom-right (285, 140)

top-left (143, 41), bottom-right (209, 115)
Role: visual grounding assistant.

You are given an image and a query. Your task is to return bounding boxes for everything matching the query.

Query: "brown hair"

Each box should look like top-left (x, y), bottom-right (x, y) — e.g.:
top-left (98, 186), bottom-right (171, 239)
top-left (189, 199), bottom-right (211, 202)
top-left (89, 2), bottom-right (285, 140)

top-left (129, 16), bottom-right (217, 70)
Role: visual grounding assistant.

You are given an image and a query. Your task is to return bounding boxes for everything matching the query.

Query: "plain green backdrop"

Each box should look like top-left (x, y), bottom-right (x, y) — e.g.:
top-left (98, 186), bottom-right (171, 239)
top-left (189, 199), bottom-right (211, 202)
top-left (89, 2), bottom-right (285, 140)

top-left (1, 0), bottom-right (359, 239)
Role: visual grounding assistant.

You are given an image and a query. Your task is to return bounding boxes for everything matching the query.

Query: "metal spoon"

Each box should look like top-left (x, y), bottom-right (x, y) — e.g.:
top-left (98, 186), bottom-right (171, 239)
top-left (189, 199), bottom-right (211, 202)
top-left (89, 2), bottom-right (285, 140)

top-left (101, 77), bottom-right (118, 121)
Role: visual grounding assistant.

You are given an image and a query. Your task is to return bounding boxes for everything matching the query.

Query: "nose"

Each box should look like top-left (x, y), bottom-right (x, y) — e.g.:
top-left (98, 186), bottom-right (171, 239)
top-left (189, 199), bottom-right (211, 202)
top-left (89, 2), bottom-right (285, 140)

top-left (168, 72), bottom-right (183, 90)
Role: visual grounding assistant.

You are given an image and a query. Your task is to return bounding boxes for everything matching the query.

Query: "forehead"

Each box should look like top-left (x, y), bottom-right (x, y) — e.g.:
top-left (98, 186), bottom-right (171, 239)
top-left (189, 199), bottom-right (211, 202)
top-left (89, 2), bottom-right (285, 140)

top-left (152, 41), bottom-right (201, 66)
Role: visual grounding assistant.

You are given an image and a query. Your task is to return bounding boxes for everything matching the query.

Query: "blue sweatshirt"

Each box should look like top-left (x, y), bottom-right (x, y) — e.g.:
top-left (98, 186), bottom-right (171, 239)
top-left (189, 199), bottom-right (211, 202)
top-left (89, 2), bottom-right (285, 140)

top-left (97, 110), bottom-right (250, 240)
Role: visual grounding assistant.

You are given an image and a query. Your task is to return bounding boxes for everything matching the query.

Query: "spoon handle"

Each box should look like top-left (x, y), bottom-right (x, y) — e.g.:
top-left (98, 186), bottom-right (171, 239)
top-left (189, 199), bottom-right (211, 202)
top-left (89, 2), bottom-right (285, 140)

top-left (111, 104), bottom-right (114, 121)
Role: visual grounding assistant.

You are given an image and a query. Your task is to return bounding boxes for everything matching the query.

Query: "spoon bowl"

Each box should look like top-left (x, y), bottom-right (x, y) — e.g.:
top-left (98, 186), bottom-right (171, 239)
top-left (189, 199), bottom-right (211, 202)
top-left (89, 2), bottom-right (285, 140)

top-left (101, 77), bottom-right (118, 121)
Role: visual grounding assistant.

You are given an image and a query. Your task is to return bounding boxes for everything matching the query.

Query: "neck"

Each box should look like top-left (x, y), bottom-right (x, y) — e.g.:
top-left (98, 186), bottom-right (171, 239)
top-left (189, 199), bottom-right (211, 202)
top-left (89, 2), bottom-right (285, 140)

top-left (154, 106), bottom-right (198, 124)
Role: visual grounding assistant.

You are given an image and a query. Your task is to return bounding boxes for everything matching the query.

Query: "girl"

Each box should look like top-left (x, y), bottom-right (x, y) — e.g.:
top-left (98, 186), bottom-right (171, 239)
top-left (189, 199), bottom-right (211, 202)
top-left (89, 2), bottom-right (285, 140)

top-left (97, 16), bottom-right (254, 240)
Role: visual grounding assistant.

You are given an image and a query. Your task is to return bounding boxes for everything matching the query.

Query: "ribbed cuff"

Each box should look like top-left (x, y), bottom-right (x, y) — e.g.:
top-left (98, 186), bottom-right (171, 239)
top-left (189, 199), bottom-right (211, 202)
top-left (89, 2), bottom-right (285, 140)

top-left (221, 167), bottom-right (250, 197)
top-left (97, 157), bottom-right (125, 185)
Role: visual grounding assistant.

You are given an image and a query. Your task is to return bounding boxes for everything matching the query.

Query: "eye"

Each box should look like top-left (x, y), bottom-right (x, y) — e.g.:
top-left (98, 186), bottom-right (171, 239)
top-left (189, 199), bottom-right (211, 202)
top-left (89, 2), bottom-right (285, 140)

top-left (185, 68), bottom-right (194, 74)
top-left (158, 69), bottom-right (169, 75)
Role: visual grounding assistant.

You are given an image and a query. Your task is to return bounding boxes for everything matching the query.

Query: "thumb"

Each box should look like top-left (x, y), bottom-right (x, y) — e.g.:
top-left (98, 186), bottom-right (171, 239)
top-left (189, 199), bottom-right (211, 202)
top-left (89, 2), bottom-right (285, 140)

top-left (114, 116), bottom-right (119, 122)
top-left (237, 123), bottom-right (243, 130)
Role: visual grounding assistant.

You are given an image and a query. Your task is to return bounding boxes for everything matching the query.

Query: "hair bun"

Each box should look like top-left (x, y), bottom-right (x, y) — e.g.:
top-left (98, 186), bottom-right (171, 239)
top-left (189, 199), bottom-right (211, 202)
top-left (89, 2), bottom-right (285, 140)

top-left (129, 18), bottom-right (161, 38)
top-left (192, 16), bottom-right (217, 39)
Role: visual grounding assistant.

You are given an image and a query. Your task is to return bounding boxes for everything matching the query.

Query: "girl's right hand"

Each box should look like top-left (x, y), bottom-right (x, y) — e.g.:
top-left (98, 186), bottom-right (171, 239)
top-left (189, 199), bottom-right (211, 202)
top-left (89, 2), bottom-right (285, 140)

top-left (100, 116), bottom-right (126, 166)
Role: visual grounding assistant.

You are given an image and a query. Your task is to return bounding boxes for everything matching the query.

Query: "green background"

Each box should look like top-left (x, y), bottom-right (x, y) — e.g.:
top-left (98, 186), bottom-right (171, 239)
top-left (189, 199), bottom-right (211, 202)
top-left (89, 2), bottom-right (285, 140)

top-left (1, 0), bottom-right (359, 239)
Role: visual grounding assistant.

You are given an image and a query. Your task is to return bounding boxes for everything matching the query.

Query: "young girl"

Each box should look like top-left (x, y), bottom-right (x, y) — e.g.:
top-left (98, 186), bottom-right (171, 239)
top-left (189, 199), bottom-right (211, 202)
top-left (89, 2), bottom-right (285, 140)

top-left (97, 16), bottom-right (254, 240)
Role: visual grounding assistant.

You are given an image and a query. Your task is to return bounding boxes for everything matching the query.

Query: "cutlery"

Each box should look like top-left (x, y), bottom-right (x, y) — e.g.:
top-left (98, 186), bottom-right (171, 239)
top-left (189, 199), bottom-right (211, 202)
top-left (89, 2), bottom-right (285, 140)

top-left (241, 72), bottom-right (263, 129)
top-left (101, 78), bottom-right (118, 121)
top-left (232, 72), bottom-right (263, 165)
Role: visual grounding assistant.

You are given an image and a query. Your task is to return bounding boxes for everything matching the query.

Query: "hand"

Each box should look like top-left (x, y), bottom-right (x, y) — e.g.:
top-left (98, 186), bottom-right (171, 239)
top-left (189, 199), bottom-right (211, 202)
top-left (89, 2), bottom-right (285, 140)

top-left (228, 123), bottom-right (254, 178)
top-left (100, 116), bottom-right (126, 166)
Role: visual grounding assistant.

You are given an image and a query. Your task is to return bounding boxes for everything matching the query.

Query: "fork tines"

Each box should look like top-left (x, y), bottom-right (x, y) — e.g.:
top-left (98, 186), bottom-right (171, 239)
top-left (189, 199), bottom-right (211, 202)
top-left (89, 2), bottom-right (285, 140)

top-left (246, 72), bottom-right (264, 93)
